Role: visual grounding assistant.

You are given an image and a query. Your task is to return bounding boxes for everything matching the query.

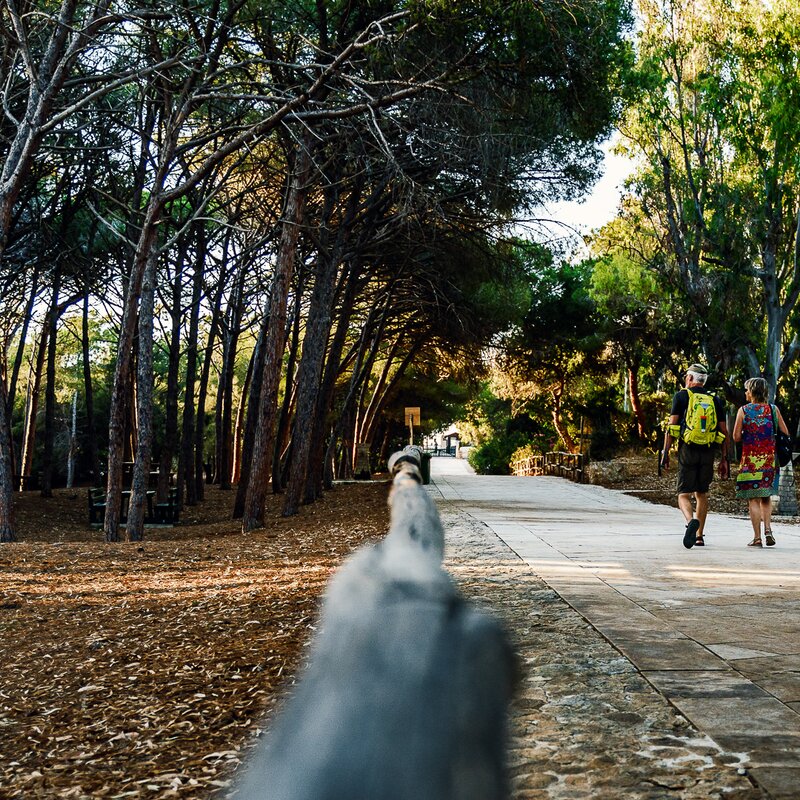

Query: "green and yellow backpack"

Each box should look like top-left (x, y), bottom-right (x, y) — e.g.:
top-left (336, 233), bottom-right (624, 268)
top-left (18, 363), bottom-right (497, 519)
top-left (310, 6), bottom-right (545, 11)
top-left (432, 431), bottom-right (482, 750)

top-left (678, 389), bottom-right (725, 446)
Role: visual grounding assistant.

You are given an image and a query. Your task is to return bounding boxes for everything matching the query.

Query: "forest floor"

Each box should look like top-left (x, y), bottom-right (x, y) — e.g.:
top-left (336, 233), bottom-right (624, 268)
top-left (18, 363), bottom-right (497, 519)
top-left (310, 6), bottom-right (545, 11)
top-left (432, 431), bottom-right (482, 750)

top-left (0, 454), bottom-right (793, 799)
top-left (0, 482), bottom-right (390, 799)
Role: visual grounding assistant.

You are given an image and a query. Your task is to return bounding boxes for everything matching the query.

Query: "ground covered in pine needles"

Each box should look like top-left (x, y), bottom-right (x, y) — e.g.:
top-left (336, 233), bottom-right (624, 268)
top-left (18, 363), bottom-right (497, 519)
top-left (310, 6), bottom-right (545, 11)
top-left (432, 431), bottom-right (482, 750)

top-left (2, 454), bottom-right (793, 799)
top-left (0, 482), bottom-right (389, 799)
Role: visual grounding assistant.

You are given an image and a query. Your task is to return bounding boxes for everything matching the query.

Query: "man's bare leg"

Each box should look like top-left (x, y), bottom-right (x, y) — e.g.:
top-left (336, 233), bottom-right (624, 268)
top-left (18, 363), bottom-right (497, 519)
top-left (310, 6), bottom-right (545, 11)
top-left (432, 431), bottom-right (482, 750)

top-left (679, 491), bottom-right (704, 548)
top-left (694, 492), bottom-right (709, 536)
top-left (678, 492), bottom-right (694, 523)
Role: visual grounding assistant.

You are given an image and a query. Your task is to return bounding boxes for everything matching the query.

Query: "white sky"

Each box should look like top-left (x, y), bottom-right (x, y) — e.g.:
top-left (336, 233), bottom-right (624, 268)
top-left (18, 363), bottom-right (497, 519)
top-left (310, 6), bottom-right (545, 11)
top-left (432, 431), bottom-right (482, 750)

top-left (539, 136), bottom-right (636, 249)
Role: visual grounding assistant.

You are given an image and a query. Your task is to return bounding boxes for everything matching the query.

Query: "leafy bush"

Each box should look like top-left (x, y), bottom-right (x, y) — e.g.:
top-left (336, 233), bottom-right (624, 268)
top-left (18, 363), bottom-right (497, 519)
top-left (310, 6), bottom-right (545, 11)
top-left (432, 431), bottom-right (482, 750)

top-left (509, 443), bottom-right (539, 463)
top-left (468, 431), bottom-right (530, 475)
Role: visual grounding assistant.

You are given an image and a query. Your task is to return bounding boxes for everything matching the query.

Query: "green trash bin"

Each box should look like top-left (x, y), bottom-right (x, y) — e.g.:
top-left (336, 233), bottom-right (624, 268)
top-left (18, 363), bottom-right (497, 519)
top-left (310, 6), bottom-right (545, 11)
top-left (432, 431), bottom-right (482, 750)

top-left (420, 452), bottom-right (432, 485)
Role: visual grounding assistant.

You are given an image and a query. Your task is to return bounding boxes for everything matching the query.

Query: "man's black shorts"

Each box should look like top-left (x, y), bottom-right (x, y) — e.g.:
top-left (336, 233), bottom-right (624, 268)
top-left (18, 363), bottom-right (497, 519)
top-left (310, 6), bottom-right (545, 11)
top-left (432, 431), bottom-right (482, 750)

top-left (676, 444), bottom-right (716, 494)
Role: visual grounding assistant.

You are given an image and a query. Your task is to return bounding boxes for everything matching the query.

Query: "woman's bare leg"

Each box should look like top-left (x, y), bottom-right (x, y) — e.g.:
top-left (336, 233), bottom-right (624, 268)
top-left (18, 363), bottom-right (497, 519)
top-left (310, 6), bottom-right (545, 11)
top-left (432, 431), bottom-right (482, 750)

top-left (761, 497), bottom-right (773, 536)
top-left (748, 499), bottom-right (762, 540)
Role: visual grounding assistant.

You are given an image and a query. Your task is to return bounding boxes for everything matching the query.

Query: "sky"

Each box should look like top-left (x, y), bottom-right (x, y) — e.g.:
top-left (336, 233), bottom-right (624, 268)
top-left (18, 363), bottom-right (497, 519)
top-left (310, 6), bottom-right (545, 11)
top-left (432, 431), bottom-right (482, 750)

top-left (540, 136), bottom-right (636, 249)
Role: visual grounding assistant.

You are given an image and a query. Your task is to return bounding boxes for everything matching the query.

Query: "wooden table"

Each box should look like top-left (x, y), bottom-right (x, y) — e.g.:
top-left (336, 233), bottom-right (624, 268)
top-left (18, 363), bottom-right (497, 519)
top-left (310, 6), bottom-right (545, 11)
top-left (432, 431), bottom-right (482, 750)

top-left (120, 490), bottom-right (156, 521)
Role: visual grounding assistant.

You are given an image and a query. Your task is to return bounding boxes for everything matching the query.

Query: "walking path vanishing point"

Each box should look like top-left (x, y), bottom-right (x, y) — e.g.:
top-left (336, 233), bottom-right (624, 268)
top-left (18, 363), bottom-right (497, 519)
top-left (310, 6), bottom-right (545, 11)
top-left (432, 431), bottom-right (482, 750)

top-left (430, 456), bottom-right (800, 799)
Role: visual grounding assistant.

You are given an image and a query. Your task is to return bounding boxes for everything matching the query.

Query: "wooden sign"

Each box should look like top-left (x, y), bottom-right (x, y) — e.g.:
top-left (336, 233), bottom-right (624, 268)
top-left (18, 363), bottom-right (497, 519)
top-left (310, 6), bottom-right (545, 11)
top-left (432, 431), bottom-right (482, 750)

top-left (404, 407), bottom-right (421, 426)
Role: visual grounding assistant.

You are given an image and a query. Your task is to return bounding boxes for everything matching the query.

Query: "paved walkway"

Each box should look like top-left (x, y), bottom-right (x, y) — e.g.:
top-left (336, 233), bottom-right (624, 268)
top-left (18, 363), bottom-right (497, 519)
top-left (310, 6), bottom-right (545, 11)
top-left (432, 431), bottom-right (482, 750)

top-left (430, 456), bottom-right (800, 799)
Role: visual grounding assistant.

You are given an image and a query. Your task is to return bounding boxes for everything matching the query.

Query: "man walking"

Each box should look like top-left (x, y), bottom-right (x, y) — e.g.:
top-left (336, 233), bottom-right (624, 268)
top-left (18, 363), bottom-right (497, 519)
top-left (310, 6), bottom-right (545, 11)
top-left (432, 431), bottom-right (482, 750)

top-left (662, 364), bottom-right (730, 548)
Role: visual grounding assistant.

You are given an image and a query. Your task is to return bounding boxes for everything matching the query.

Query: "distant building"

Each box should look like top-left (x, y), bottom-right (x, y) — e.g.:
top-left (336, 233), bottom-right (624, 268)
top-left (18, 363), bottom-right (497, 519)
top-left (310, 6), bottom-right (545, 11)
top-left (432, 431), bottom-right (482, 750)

top-left (425, 425), bottom-right (461, 455)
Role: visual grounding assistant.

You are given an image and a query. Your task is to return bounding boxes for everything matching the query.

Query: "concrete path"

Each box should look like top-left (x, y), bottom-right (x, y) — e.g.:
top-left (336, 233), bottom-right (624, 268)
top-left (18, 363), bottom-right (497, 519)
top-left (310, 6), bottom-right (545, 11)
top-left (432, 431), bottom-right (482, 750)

top-left (430, 456), bottom-right (800, 799)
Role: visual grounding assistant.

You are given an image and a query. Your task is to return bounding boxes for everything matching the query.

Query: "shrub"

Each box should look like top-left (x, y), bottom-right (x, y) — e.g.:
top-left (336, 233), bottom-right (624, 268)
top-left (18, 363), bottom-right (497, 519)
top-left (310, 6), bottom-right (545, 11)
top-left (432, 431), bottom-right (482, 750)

top-left (468, 431), bottom-right (530, 475)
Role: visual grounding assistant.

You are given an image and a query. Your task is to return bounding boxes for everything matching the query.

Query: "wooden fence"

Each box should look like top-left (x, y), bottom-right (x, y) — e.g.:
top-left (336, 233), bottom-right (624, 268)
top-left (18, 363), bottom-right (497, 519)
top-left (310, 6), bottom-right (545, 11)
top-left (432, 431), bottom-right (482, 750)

top-left (511, 451), bottom-right (585, 483)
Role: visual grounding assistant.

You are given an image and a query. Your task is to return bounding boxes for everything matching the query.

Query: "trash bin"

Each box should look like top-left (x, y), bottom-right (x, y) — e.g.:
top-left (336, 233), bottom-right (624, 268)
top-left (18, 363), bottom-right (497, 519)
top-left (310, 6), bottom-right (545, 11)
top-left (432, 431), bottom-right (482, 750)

top-left (420, 452), bottom-right (432, 485)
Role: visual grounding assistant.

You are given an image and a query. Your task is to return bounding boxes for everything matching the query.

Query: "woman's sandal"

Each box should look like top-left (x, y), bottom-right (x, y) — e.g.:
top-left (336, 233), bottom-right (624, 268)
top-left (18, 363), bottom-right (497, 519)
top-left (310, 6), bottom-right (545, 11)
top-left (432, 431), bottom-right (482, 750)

top-left (747, 537), bottom-right (763, 547)
top-left (765, 530), bottom-right (776, 547)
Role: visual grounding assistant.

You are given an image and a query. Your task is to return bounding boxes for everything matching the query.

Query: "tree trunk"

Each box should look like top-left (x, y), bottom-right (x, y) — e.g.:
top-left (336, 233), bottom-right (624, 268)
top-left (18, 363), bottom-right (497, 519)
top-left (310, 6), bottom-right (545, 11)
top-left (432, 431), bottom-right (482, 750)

top-left (82, 287), bottom-right (101, 485)
top-left (178, 227), bottom-right (206, 507)
top-left (20, 322), bottom-right (49, 486)
top-left (215, 259), bottom-right (245, 490)
top-left (243, 144), bottom-right (313, 532)
top-left (361, 339), bottom-right (425, 459)
top-left (762, 234), bottom-right (781, 403)
top-left (66, 391), bottom-right (78, 488)
top-left (193, 279), bottom-right (225, 502)
top-left (216, 325), bottom-right (238, 490)
top-left (41, 266), bottom-right (63, 498)
top-left (0, 379), bottom-right (16, 541)
top-left (7, 261), bottom-right (41, 433)
top-left (125, 248), bottom-right (158, 542)
top-left (551, 380), bottom-right (577, 452)
top-left (157, 254), bottom-right (184, 502)
top-left (627, 364), bottom-right (647, 440)
top-left (272, 289), bottom-right (304, 494)
top-left (355, 337), bottom-right (403, 448)
top-left (104, 212), bottom-right (161, 543)
top-left (232, 321), bottom-right (267, 518)
top-left (359, 328), bottom-right (425, 449)
top-left (231, 351), bottom-right (254, 486)
top-left (282, 249), bottom-right (340, 515)
top-left (284, 181), bottom-right (359, 514)
top-left (127, 361), bottom-right (138, 462)
top-left (305, 264), bottom-right (359, 500)
top-left (323, 294), bottom-right (391, 484)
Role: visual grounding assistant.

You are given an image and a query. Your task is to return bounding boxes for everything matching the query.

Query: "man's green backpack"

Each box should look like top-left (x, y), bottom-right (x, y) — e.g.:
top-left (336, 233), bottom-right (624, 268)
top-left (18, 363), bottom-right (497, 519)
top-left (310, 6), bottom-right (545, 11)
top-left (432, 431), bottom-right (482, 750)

top-left (682, 389), bottom-right (725, 446)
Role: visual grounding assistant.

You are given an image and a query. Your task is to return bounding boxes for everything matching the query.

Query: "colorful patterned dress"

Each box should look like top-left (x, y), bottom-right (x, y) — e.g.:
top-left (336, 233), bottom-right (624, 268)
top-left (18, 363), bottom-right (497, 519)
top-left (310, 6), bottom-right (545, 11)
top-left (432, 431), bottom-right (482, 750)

top-left (736, 403), bottom-right (779, 499)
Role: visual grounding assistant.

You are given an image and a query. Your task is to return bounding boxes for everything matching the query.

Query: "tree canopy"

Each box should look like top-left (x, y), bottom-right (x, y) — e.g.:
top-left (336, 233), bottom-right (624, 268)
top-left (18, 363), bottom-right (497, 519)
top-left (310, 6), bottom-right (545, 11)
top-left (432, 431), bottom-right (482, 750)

top-left (0, 0), bottom-right (632, 540)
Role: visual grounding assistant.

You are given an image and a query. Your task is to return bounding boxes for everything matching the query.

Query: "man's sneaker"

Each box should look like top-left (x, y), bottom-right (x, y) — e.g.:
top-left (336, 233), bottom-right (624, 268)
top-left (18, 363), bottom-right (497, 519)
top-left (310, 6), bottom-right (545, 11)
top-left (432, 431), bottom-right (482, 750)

top-left (683, 519), bottom-right (700, 549)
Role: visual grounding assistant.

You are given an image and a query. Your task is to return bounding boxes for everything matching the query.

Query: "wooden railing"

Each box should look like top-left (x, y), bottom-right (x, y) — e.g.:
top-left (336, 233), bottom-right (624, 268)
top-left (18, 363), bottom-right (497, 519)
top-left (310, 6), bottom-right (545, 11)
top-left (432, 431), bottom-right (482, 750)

top-left (511, 451), bottom-right (585, 483)
top-left (510, 455), bottom-right (544, 477)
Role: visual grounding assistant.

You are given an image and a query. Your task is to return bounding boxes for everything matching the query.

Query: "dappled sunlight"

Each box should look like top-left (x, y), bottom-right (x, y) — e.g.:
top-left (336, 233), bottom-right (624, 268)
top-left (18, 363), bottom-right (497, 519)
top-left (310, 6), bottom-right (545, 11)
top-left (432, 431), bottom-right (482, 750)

top-left (666, 564), bottom-right (800, 588)
top-left (524, 557), bottom-right (800, 590)
top-left (0, 483), bottom-right (391, 799)
top-left (527, 559), bottom-right (640, 583)
top-left (3, 563), bottom-right (334, 605)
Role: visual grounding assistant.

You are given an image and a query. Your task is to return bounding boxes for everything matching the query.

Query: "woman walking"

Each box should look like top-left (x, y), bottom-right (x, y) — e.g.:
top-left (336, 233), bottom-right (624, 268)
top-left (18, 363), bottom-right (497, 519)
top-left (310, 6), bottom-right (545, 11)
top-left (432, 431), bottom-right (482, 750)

top-left (732, 377), bottom-right (790, 547)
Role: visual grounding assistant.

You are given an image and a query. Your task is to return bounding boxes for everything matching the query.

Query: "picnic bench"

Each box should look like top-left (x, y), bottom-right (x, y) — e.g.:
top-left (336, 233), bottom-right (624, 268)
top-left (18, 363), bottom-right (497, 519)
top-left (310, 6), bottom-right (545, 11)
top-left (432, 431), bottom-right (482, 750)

top-left (88, 487), bottom-right (106, 524)
top-left (153, 487), bottom-right (180, 524)
top-left (88, 487), bottom-right (178, 526)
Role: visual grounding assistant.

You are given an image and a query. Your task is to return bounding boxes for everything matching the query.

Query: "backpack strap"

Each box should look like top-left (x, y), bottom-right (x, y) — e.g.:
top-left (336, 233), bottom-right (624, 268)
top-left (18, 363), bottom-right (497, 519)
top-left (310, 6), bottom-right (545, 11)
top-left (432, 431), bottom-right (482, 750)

top-left (680, 389), bottom-right (693, 439)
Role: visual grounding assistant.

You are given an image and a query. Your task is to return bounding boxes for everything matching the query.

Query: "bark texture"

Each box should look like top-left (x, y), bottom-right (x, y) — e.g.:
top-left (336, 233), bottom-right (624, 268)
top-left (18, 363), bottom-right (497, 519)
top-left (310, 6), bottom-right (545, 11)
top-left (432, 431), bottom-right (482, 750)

top-left (243, 145), bottom-right (313, 532)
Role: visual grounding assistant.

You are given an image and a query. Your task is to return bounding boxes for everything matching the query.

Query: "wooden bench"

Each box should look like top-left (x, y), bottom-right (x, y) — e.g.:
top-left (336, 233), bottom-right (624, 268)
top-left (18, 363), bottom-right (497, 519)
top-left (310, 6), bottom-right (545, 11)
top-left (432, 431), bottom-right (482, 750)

top-left (88, 488), bottom-right (106, 524)
top-left (154, 487), bottom-right (180, 524)
top-left (90, 488), bottom-right (158, 526)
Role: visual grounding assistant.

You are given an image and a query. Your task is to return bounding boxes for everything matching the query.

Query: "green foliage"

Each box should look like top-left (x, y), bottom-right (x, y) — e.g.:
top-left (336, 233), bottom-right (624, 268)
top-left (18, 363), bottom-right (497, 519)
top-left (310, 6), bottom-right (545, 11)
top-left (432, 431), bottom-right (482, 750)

top-left (590, 249), bottom-right (659, 320)
top-left (500, 246), bottom-right (607, 402)
top-left (459, 383), bottom-right (553, 474)
top-left (575, 385), bottom-right (626, 460)
top-left (618, 0), bottom-right (800, 394)
top-left (457, 383), bottom-right (512, 448)
top-left (388, 370), bottom-right (472, 437)
top-left (509, 442), bottom-right (538, 464)
top-left (468, 430), bottom-right (530, 475)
